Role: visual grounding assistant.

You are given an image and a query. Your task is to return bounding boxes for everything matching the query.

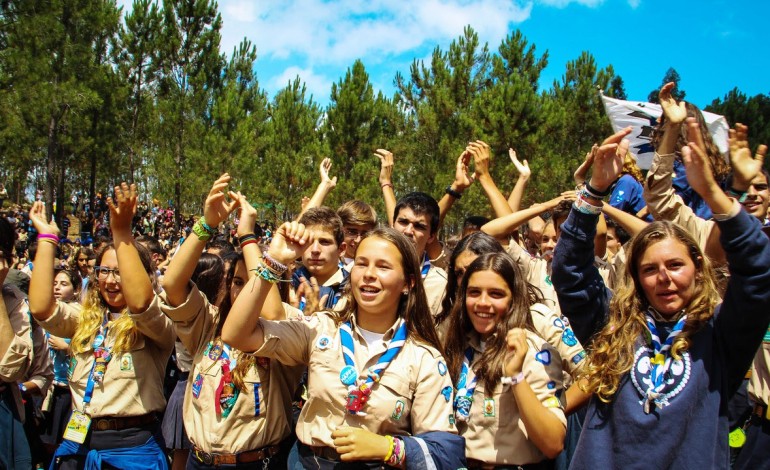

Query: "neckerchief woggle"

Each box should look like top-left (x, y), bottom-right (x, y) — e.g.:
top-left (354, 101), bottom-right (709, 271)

top-left (642, 310), bottom-right (687, 414)
top-left (454, 347), bottom-right (478, 422)
top-left (421, 253), bottom-right (431, 279)
top-left (339, 317), bottom-right (408, 416)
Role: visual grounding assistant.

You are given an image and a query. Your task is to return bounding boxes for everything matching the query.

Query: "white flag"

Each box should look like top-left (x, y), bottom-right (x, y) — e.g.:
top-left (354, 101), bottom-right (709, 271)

top-left (600, 94), bottom-right (729, 170)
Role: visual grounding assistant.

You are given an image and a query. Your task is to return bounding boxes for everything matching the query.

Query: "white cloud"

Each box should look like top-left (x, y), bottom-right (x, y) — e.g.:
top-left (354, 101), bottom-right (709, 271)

top-left (270, 66), bottom-right (332, 103)
top-left (627, 0), bottom-right (641, 8)
top-left (536, 0), bottom-right (604, 7)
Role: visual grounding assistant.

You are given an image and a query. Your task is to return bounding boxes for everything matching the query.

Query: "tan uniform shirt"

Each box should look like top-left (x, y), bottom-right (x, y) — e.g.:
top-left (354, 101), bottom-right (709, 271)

top-left (27, 322), bottom-right (53, 395)
top-left (506, 243), bottom-right (559, 313)
top-left (160, 285), bottom-right (304, 453)
top-left (460, 330), bottom-right (566, 465)
top-left (253, 311), bottom-right (457, 447)
top-left (1, 285), bottom-right (34, 419)
top-left (748, 326), bottom-right (770, 409)
top-left (424, 264), bottom-right (448, 318)
top-left (38, 296), bottom-right (175, 417)
top-left (644, 151), bottom-right (714, 248)
top-left (529, 303), bottom-right (585, 383)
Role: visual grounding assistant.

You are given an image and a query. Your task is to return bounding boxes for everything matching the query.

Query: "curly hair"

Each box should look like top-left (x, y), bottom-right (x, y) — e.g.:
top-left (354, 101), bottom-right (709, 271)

top-left (443, 252), bottom-right (537, 393)
top-left (622, 152), bottom-right (644, 183)
top-left (581, 221), bottom-right (720, 402)
top-left (70, 242), bottom-right (156, 356)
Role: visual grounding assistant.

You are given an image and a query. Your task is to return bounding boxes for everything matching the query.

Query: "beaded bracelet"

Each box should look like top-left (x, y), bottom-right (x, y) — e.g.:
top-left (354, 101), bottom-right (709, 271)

top-left (262, 254), bottom-right (288, 275)
top-left (500, 371), bottom-right (525, 386)
top-left (252, 263), bottom-right (291, 283)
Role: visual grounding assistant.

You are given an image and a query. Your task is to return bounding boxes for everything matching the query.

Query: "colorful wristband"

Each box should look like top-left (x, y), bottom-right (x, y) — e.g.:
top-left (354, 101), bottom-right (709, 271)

top-left (240, 238), bottom-right (258, 249)
top-left (37, 233), bottom-right (60, 243)
top-left (199, 219), bottom-right (217, 234)
top-left (192, 220), bottom-right (212, 241)
top-left (584, 180), bottom-right (611, 198)
top-left (501, 371), bottom-right (525, 385)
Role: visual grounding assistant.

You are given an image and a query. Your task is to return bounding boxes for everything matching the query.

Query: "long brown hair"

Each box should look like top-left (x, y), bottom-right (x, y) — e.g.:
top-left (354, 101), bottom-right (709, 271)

top-left (443, 252), bottom-right (536, 393)
top-left (332, 227), bottom-right (442, 352)
top-left (581, 221), bottom-right (720, 402)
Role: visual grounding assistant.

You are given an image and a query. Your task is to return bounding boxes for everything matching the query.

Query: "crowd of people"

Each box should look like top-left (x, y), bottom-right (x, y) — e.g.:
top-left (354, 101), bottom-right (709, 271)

top-left (1, 82), bottom-right (769, 470)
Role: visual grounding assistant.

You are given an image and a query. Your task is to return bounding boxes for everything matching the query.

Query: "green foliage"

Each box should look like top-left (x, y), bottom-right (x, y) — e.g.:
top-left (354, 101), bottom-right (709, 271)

top-left (706, 88), bottom-right (770, 168)
top-left (647, 67), bottom-right (685, 104)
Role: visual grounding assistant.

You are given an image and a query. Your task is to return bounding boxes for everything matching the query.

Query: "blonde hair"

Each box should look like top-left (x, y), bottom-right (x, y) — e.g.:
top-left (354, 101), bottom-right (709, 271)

top-left (70, 243), bottom-right (156, 356)
top-left (580, 221), bottom-right (719, 402)
top-left (622, 152), bottom-right (644, 182)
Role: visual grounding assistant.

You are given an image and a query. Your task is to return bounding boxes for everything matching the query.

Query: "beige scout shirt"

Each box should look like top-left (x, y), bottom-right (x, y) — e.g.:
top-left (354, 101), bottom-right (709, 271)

top-left (27, 321), bottom-right (53, 395)
top-left (529, 303), bottom-right (585, 383)
top-left (1, 285), bottom-right (34, 419)
top-left (253, 311), bottom-right (457, 448)
top-left (37, 296), bottom-right (175, 417)
top-left (506, 243), bottom-right (559, 313)
top-left (460, 330), bottom-right (566, 465)
top-left (160, 284), bottom-right (304, 453)
top-left (748, 326), bottom-right (770, 410)
top-left (644, 151), bottom-right (714, 249)
top-left (424, 264), bottom-right (448, 318)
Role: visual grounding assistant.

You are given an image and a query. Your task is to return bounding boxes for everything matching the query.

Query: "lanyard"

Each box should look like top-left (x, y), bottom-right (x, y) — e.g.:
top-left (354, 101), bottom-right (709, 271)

top-left (420, 253), bottom-right (431, 279)
top-left (82, 319), bottom-right (110, 413)
top-left (339, 318), bottom-right (408, 415)
top-left (642, 311), bottom-right (687, 413)
top-left (454, 347), bottom-right (478, 422)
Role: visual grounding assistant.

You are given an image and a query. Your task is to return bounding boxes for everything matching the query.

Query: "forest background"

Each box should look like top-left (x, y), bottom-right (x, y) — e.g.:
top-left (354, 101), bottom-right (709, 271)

top-left (1, 0), bottom-right (768, 235)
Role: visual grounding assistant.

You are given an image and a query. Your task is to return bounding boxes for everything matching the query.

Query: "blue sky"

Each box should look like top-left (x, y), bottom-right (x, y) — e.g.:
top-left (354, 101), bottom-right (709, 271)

top-left (119, 0), bottom-right (769, 109)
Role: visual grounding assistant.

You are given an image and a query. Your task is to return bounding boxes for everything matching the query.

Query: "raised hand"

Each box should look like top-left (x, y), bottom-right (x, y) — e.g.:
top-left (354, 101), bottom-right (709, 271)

top-left (659, 82), bottom-right (687, 126)
top-left (320, 157), bottom-right (338, 188)
top-left (234, 192), bottom-right (257, 238)
top-left (588, 127), bottom-right (632, 193)
top-left (293, 276), bottom-right (329, 315)
top-left (503, 327), bottom-right (528, 377)
top-left (28, 201), bottom-right (60, 236)
top-left (682, 117), bottom-right (719, 196)
top-left (510, 148), bottom-right (531, 180)
top-left (203, 174), bottom-right (239, 228)
top-left (574, 144), bottom-right (597, 186)
top-left (453, 149), bottom-right (473, 191)
top-left (267, 221), bottom-right (312, 266)
top-left (332, 426), bottom-right (391, 462)
top-left (375, 149), bottom-right (394, 186)
top-left (728, 123), bottom-right (767, 191)
top-left (468, 140), bottom-right (491, 179)
top-left (107, 182), bottom-right (138, 234)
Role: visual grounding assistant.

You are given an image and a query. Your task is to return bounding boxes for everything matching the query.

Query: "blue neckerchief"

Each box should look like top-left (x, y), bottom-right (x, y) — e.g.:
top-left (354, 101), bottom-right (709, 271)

top-left (339, 318), bottom-right (407, 389)
top-left (453, 347), bottom-right (478, 422)
top-left (421, 253), bottom-right (431, 279)
top-left (643, 311), bottom-right (687, 413)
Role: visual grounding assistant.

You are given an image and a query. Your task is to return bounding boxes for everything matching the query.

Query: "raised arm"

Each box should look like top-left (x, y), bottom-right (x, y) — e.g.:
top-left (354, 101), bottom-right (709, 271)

top-left (601, 202), bottom-right (649, 238)
top-left (573, 145), bottom-right (597, 188)
top-left (375, 149), bottom-right (397, 226)
top-left (481, 195), bottom-right (567, 240)
top-left (221, 222), bottom-right (312, 352)
top-left (552, 128), bottom-right (630, 345)
top-left (162, 174), bottom-right (239, 307)
top-left (27, 202), bottom-right (60, 321)
top-left (682, 118), bottom-right (770, 391)
top-left (507, 148), bottom-right (531, 212)
top-left (108, 183), bottom-right (154, 313)
top-left (437, 149), bottom-right (473, 226)
top-left (468, 140), bottom-right (513, 219)
top-left (297, 158), bottom-right (337, 220)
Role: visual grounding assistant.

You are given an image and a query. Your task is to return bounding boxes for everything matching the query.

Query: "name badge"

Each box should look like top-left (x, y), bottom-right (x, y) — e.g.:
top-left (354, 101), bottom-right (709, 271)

top-left (63, 410), bottom-right (92, 444)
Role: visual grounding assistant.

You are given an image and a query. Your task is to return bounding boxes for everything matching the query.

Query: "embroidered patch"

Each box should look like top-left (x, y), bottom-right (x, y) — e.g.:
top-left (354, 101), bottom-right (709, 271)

top-left (448, 414), bottom-right (455, 426)
top-left (441, 386), bottom-right (452, 402)
top-left (729, 428), bottom-right (746, 448)
top-left (630, 346), bottom-right (691, 411)
top-left (535, 350), bottom-right (552, 365)
top-left (391, 400), bottom-right (405, 420)
top-left (68, 357), bottom-right (77, 379)
top-left (191, 373), bottom-right (204, 399)
top-left (561, 328), bottom-right (578, 347)
top-left (483, 398), bottom-right (495, 417)
top-left (571, 351), bottom-right (586, 364)
top-left (119, 354), bottom-right (133, 371)
top-left (437, 361), bottom-right (447, 376)
top-left (544, 396), bottom-right (561, 408)
top-left (547, 381), bottom-right (556, 390)
top-left (316, 335), bottom-right (332, 350)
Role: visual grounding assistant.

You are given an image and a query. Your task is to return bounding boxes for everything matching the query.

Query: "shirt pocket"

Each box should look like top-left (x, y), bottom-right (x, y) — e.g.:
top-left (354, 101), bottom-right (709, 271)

top-left (111, 336), bottom-right (146, 378)
top-left (242, 365), bottom-right (270, 418)
top-left (371, 373), bottom-right (413, 426)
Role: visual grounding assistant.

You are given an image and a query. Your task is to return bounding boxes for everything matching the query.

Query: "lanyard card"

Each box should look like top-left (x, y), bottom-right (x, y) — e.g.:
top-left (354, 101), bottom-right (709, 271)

top-left (63, 410), bottom-right (91, 444)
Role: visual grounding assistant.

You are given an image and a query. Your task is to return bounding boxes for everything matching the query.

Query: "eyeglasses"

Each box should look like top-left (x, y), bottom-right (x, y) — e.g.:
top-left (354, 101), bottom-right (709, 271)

top-left (343, 228), bottom-right (369, 239)
top-left (95, 266), bottom-right (120, 281)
